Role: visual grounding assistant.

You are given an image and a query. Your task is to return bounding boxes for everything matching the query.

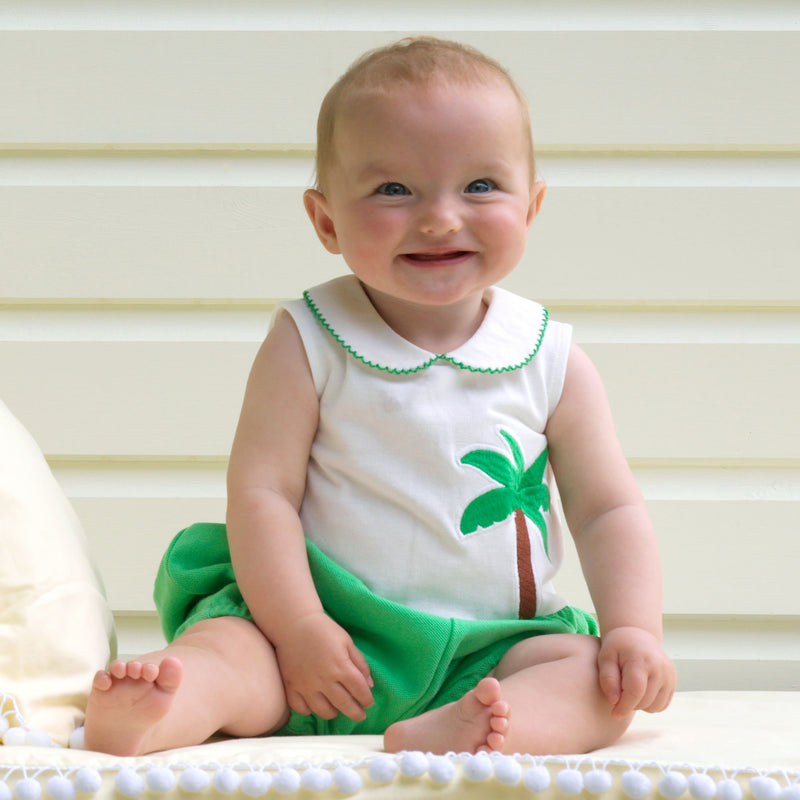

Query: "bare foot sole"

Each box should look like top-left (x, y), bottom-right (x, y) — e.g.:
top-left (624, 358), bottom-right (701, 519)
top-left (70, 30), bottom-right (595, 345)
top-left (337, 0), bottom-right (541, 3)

top-left (383, 676), bottom-right (510, 755)
top-left (83, 657), bottom-right (183, 756)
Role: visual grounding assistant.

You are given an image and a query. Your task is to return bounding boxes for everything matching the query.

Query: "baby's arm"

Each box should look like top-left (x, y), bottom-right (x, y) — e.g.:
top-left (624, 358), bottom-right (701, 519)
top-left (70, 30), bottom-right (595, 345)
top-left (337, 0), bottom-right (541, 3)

top-left (226, 311), bottom-right (373, 722)
top-left (546, 344), bottom-right (676, 719)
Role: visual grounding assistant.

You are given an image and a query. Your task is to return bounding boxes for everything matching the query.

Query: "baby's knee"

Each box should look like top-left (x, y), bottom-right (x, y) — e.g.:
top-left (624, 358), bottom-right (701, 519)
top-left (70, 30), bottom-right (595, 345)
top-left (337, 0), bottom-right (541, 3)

top-left (494, 632), bottom-right (599, 678)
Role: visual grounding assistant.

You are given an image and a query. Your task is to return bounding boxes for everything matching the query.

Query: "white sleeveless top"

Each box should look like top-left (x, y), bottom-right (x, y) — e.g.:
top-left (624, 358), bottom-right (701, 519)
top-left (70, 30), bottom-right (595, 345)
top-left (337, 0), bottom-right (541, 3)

top-left (280, 275), bottom-right (572, 621)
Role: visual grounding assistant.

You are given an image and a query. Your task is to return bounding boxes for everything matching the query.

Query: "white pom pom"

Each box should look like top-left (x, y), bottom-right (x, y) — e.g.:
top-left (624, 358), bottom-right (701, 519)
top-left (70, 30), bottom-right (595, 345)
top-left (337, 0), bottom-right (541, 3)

top-left (525, 765), bottom-right (552, 793)
top-left (68, 728), bottom-right (85, 751)
top-left (368, 756), bottom-right (398, 784)
top-left (557, 768), bottom-right (585, 796)
top-left (622, 769), bottom-right (653, 799)
top-left (146, 768), bottom-right (175, 794)
top-left (717, 779), bottom-right (743, 800)
top-left (399, 752), bottom-right (428, 779)
top-left (493, 756), bottom-right (522, 787)
top-left (25, 730), bottom-right (54, 748)
top-left (333, 767), bottom-right (362, 795)
top-left (689, 774), bottom-right (717, 800)
top-left (752, 777), bottom-right (782, 800)
top-left (3, 727), bottom-right (28, 747)
top-left (14, 779), bottom-right (42, 800)
top-left (586, 769), bottom-right (614, 795)
top-left (428, 757), bottom-right (456, 785)
top-left (45, 777), bottom-right (74, 800)
top-left (299, 768), bottom-right (331, 793)
top-left (115, 770), bottom-right (144, 800)
top-left (74, 767), bottom-right (103, 795)
top-left (213, 768), bottom-right (241, 794)
top-left (240, 772), bottom-right (271, 797)
top-left (179, 768), bottom-right (210, 793)
top-left (660, 771), bottom-right (689, 799)
top-left (463, 753), bottom-right (493, 783)
top-left (779, 786), bottom-right (800, 800)
top-left (0, 781), bottom-right (12, 800)
top-left (272, 768), bottom-right (301, 795)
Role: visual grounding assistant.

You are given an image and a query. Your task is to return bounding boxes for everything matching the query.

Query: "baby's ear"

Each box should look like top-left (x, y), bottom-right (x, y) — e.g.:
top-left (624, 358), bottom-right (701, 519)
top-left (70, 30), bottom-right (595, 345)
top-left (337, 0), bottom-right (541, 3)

top-left (527, 180), bottom-right (547, 226)
top-left (303, 189), bottom-right (341, 254)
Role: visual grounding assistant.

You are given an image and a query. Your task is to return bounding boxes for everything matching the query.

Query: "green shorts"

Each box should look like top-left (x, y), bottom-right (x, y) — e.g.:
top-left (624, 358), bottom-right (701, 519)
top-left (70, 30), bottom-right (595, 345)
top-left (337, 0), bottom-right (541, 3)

top-left (154, 522), bottom-right (598, 737)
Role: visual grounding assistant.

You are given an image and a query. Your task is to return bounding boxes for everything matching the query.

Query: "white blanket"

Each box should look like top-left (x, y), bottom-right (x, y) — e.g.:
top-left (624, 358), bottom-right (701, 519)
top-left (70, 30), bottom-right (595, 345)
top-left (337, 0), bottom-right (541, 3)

top-left (1, 692), bottom-right (798, 800)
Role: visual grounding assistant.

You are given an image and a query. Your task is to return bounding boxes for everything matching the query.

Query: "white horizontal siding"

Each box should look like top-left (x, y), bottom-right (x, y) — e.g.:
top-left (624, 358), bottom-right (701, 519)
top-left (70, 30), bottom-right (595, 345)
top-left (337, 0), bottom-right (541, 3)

top-left (2, 31), bottom-right (800, 147)
top-left (0, 341), bottom-right (795, 460)
top-left (58, 478), bottom-right (800, 617)
top-left (2, 175), bottom-right (799, 304)
top-left (1, 3), bottom-right (798, 686)
top-left (2, 1), bottom-right (799, 32)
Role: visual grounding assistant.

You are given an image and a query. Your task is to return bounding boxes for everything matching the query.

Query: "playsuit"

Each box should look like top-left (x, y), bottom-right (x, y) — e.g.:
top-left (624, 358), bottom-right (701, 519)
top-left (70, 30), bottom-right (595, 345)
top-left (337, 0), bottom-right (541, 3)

top-left (154, 275), bottom-right (597, 736)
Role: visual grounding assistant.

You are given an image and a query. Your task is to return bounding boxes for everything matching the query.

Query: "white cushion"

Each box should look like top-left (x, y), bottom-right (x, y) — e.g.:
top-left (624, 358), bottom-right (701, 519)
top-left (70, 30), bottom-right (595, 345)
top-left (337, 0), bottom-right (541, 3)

top-left (0, 399), bottom-right (115, 745)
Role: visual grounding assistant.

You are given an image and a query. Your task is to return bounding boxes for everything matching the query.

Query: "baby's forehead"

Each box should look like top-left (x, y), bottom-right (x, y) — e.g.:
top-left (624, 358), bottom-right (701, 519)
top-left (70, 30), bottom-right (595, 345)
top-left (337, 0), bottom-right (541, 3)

top-left (338, 73), bottom-right (519, 115)
top-left (328, 80), bottom-right (534, 183)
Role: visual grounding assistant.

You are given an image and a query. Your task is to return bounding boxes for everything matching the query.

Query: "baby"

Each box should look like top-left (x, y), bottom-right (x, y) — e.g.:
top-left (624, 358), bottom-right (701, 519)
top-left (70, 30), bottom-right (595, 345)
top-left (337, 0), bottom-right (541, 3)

top-left (84, 36), bottom-right (675, 757)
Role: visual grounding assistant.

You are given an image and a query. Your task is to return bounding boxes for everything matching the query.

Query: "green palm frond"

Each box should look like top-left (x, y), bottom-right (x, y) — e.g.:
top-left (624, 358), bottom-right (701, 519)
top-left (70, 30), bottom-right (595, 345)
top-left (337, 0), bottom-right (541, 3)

top-left (519, 446), bottom-right (549, 491)
top-left (520, 484), bottom-right (550, 513)
top-left (460, 449), bottom-right (517, 487)
top-left (519, 504), bottom-right (549, 556)
top-left (460, 487), bottom-right (515, 534)
top-left (499, 429), bottom-right (525, 473)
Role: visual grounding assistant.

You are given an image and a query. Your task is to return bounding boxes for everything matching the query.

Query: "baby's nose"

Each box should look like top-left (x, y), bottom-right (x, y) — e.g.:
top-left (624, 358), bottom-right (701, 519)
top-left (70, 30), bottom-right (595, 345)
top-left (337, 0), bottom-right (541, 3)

top-left (417, 196), bottom-right (463, 236)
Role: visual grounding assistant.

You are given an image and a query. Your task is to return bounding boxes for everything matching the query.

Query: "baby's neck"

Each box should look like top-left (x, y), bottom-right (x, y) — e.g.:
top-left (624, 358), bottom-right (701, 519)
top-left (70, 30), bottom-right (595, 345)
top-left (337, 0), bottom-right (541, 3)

top-left (363, 286), bottom-right (489, 354)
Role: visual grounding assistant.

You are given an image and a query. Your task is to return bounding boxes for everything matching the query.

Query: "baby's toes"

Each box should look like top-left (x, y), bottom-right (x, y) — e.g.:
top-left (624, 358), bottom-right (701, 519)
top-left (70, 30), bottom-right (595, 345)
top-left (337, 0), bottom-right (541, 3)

top-left (108, 660), bottom-right (129, 680)
top-left (125, 661), bottom-right (144, 680)
top-left (490, 714), bottom-right (509, 735)
top-left (92, 670), bottom-right (113, 692)
top-left (486, 729), bottom-right (506, 751)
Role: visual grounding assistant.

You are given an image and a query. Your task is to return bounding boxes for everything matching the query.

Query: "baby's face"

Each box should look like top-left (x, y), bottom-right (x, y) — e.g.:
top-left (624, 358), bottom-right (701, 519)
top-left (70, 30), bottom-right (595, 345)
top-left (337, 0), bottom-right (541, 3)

top-left (310, 79), bottom-right (542, 319)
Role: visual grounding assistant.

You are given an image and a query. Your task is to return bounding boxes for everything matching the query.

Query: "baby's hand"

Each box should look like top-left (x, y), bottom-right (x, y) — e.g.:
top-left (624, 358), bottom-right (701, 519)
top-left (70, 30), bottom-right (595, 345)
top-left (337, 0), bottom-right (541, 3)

top-left (274, 612), bottom-right (374, 722)
top-left (597, 626), bottom-right (676, 720)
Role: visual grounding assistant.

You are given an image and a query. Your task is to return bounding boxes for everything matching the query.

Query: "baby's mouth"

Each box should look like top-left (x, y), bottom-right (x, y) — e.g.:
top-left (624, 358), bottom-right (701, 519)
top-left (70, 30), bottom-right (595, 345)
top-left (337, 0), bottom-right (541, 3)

top-left (403, 250), bottom-right (473, 263)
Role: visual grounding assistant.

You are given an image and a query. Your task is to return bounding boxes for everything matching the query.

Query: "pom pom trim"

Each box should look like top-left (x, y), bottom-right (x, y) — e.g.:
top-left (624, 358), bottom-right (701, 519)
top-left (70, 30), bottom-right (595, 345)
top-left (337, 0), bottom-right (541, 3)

top-left (0, 753), bottom-right (797, 799)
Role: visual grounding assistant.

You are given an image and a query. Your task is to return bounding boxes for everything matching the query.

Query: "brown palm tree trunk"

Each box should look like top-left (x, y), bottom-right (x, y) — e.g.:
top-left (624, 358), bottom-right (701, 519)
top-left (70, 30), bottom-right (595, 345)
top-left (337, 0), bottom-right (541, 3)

top-left (514, 508), bottom-right (537, 618)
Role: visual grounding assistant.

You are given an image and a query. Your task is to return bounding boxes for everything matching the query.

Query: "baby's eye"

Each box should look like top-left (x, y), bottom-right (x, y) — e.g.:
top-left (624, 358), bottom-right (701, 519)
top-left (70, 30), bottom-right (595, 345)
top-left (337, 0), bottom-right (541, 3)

top-left (377, 182), bottom-right (411, 196)
top-left (465, 179), bottom-right (497, 194)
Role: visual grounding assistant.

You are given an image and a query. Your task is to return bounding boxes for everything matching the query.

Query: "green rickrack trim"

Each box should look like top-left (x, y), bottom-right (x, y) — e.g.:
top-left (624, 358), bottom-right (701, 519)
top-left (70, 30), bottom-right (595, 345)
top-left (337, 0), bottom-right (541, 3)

top-left (302, 290), bottom-right (550, 375)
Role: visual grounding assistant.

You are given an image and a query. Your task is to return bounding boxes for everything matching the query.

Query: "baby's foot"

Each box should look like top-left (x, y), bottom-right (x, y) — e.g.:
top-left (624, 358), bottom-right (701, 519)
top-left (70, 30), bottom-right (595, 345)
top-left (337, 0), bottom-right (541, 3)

top-left (383, 676), bottom-right (510, 755)
top-left (83, 657), bottom-right (183, 755)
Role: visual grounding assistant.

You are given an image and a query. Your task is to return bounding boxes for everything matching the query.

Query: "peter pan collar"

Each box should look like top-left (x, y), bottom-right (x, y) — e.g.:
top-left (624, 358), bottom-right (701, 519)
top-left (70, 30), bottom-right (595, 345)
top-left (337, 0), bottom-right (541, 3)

top-left (302, 275), bottom-right (549, 374)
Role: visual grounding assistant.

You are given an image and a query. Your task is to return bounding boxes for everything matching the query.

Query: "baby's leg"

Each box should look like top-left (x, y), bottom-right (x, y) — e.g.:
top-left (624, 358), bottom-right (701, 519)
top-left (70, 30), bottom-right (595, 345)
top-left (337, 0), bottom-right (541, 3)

top-left (84, 616), bottom-right (289, 756)
top-left (384, 634), bottom-right (631, 755)
top-left (490, 633), bottom-right (633, 754)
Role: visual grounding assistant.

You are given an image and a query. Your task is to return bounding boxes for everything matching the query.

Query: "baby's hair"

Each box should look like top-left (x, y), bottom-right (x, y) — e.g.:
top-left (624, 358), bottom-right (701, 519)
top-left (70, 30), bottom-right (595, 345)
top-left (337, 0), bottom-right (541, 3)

top-left (313, 36), bottom-right (536, 193)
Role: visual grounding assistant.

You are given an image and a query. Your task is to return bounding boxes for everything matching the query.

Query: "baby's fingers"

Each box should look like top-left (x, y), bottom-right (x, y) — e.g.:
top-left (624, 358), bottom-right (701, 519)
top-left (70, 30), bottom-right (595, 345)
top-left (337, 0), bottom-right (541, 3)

top-left (286, 689), bottom-right (312, 717)
top-left (642, 682), bottom-right (675, 714)
top-left (348, 643), bottom-right (374, 687)
top-left (640, 661), bottom-right (677, 714)
top-left (344, 644), bottom-right (375, 709)
top-left (613, 660), bottom-right (649, 719)
top-left (597, 652), bottom-right (623, 708)
top-left (324, 682), bottom-right (370, 722)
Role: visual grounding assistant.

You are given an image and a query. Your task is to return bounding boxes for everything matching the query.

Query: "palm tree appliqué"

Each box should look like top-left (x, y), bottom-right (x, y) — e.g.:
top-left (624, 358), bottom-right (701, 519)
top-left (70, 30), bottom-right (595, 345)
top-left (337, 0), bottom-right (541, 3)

top-left (459, 430), bottom-right (551, 619)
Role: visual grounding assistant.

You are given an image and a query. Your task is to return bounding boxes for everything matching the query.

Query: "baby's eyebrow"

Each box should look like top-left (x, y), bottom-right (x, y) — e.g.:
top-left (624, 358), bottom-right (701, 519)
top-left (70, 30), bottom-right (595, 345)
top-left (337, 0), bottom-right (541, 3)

top-left (354, 162), bottom-right (397, 183)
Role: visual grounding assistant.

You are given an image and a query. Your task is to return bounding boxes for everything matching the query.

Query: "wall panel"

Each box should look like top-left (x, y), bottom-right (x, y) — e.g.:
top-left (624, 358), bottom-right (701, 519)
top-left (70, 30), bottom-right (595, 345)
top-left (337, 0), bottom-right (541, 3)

top-left (1, 342), bottom-right (794, 460)
top-left (2, 182), bottom-right (798, 304)
top-left (2, 31), bottom-right (799, 147)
